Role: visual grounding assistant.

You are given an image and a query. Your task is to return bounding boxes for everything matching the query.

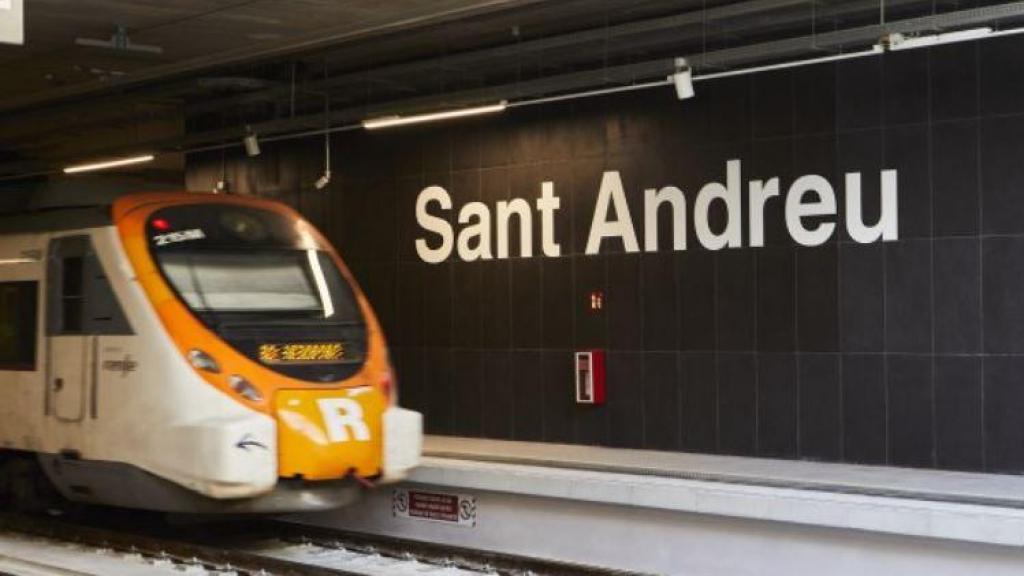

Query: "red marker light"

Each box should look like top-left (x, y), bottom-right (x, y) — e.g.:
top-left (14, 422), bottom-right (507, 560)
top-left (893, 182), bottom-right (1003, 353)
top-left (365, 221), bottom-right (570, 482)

top-left (151, 218), bottom-right (171, 231)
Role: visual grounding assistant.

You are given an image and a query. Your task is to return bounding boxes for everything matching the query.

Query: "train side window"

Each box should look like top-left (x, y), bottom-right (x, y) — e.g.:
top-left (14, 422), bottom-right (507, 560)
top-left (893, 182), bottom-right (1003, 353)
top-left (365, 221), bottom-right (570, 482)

top-left (61, 256), bottom-right (85, 332)
top-left (47, 236), bottom-right (132, 336)
top-left (0, 281), bottom-right (38, 371)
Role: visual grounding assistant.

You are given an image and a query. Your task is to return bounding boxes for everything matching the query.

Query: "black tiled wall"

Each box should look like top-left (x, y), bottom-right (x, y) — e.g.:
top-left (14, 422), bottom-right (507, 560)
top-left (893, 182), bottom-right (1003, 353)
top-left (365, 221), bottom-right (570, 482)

top-left (187, 36), bottom-right (1024, 473)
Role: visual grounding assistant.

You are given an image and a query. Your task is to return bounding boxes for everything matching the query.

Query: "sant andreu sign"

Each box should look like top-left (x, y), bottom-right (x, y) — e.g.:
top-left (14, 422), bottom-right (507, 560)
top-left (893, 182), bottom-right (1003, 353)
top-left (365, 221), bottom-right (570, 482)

top-left (414, 159), bottom-right (899, 264)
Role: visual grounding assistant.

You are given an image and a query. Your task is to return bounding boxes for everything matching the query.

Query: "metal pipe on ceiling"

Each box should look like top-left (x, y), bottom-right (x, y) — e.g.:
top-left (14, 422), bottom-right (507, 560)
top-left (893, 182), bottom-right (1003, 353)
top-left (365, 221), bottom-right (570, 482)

top-left (5, 0), bottom-right (1024, 177)
top-left (175, 0), bottom-right (1024, 154)
top-left (0, 0), bottom-right (550, 115)
top-left (0, 0), bottom-right (967, 150)
top-left (185, 0), bottom-right (816, 116)
top-left (187, 0), bottom-right (933, 118)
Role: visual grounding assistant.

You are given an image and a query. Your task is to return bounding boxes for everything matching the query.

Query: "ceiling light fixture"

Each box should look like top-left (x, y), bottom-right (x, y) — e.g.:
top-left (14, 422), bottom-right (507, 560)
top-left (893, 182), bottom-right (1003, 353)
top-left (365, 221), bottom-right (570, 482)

top-left (987, 26), bottom-right (1024, 40)
top-left (693, 47), bottom-right (884, 82)
top-left (315, 81), bottom-right (332, 190)
top-left (243, 127), bottom-right (261, 157)
top-left (63, 154), bottom-right (154, 174)
top-left (180, 23), bottom-right (1024, 159)
top-left (314, 171), bottom-right (332, 190)
top-left (882, 26), bottom-right (993, 51)
top-left (363, 101), bottom-right (507, 130)
top-left (670, 57), bottom-right (695, 100)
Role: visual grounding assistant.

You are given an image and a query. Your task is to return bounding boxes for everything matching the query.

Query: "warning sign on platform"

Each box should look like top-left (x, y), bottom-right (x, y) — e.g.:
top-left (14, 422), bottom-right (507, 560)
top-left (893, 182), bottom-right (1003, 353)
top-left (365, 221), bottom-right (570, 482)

top-left (393, 488), bottom-right (477, 527)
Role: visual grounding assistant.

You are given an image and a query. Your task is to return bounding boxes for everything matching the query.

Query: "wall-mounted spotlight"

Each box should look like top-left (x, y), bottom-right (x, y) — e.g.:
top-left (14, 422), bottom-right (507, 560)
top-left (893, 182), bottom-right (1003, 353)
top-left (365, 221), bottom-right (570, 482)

top-left (670, 57), bottom-right (694, 100)
top-left (315, 100), bottom-right (332, 190)
top-left (314, 170), bottom-right (332, 190)
top-left (243, 126), bottom-right (261, 157)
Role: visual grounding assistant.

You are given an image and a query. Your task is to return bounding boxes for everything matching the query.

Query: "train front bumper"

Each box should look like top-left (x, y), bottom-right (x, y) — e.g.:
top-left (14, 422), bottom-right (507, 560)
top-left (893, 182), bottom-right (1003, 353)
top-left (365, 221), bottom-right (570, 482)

top-left (276, 386), bottom-right (422, 482)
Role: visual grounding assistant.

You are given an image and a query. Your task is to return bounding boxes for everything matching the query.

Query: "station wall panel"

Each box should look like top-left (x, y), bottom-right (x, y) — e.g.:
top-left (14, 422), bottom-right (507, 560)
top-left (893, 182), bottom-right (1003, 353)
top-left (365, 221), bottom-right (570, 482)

top-left (187, 35), bottom-right (1024, 474)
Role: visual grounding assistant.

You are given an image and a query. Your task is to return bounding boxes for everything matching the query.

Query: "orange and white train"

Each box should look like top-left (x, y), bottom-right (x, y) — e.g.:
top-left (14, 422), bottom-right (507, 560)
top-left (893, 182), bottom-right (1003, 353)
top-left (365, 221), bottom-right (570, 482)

top-left (0, 183), bottom-right (422, 513)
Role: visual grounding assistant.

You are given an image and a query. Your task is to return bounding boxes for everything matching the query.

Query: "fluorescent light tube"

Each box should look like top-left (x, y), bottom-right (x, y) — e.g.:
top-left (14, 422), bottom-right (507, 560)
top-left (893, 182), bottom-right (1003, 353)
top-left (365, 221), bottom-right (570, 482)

top-left (64, 154), bottom-right (155, 174)
top-left (694, 47), bottom-right (883, 82)
top-left (987, 26), bottom-right (1024, 39)
top-left (0, 258), bottom-right (37, 265)
top-left (888, 27), bottom-right (993, 51)
top-left (363, 101), bottom-right (507, 130)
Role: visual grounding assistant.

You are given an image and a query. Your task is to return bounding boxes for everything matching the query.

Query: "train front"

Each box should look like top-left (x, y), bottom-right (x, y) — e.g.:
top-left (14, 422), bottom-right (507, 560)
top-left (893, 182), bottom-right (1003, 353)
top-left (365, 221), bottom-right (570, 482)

top-left (114, 192), bottom-right (422, 512)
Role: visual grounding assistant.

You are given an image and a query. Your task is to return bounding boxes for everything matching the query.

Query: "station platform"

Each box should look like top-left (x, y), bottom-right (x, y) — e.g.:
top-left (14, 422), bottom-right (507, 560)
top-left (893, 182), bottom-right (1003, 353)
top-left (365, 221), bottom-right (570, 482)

top-left (295, 437), bottom-right (1024, 575)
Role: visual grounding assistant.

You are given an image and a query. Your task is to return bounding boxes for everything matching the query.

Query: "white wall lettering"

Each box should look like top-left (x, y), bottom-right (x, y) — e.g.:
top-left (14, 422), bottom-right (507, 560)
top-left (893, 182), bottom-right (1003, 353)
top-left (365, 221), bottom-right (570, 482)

top-left (786, 175), bottom-right (837, 247)
top-left (537, 181), bottom-right (562, 257)
top-left (456, 202), bottom-right (493, 261)
top-left (845, 170), bottom-right (899, 243)
top-left (412, 160), bottom-right (899, 263)
top-left (748, 178), bottom-right (780, 248)
top-left (644, 186), bottom-right (687, 252)
top-left (415, 186), bottom-right (454, 264)
top-left (496, 198), bottom-right (532, 258)
top-left (694, 159), bottom-right (742, 251)
top-left (586, 171), bottom-right (640, 255)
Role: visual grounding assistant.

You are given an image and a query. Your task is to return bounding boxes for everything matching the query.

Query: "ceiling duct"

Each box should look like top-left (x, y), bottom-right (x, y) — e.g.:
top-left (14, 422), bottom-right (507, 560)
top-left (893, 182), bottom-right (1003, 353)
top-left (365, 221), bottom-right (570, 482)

top-left (194, 77), bottom-right (276, 93)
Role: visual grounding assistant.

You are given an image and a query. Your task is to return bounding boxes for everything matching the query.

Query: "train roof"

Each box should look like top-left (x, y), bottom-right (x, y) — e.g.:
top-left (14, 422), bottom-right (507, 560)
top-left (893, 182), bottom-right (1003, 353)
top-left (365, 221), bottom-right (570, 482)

top-left (0, 176), bottom-right (181, 234)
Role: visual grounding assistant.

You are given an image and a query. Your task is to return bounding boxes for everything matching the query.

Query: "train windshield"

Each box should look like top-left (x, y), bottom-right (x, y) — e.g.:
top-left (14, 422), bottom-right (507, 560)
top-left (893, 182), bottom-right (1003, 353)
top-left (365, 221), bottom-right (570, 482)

top-left (146, 204), bottom-right (368, 383)
top-left (161, 250), bottom-right (342, 316)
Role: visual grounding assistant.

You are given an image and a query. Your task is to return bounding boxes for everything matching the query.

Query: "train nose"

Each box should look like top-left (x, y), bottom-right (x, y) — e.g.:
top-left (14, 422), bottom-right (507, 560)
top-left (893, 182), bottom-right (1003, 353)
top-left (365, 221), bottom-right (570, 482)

top-left (274, 386), bottom-right (386, 480)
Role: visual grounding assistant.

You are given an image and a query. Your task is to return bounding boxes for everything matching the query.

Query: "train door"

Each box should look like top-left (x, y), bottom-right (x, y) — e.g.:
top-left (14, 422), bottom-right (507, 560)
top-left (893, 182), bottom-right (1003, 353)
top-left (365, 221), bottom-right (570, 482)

top-left (47, 236), bottom-right (89, 422)
top-left (46, 235), bottom-right (131, 424)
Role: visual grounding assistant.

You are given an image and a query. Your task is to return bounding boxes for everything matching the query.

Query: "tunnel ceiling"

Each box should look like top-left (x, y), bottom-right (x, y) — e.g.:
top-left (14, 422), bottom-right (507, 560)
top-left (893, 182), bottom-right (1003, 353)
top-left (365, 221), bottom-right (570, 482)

top-left (0, 0), bottom-right (1022, 179)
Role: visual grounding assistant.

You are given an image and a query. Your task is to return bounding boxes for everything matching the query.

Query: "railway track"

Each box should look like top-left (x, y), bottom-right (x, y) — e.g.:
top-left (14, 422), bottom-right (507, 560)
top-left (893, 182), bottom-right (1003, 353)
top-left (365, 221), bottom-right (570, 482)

top-left (0, 512), bottom-right (626, 576)
top-left (0, 552), bottom-right (96, 576)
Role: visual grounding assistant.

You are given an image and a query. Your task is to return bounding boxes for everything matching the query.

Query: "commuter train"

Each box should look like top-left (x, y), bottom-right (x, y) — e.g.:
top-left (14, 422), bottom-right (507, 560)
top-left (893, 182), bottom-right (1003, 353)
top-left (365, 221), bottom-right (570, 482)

top-left (0, 181), bottom-right (422, 513)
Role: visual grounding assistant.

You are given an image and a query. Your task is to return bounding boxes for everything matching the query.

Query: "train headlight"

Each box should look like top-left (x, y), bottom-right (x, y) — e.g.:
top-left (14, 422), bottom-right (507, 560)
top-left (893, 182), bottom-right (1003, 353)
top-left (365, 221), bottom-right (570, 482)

top-left (230, 375), bottom-right (263, 402)
top-left (381, 370), bottom-right (397, 405)
top-left (188, 349), bottom-right (221, 373)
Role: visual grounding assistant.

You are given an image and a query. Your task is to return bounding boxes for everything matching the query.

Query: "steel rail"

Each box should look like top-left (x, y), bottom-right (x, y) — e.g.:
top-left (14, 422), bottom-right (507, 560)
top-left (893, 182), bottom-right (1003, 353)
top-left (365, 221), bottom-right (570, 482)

top-left (0, 513), bottom-right (362, 576)
top-left (0, 552), bottom-right (95, 576)
top-left (0, 512), bottom-right (621, 575)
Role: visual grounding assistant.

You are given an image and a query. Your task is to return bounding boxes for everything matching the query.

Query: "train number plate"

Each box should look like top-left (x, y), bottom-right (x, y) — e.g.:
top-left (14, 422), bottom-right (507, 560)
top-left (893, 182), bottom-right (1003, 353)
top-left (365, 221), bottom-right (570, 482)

top-left (258, 342), bottom-right (345, 364)
top-left (393, 488), bottom-right (477, 528)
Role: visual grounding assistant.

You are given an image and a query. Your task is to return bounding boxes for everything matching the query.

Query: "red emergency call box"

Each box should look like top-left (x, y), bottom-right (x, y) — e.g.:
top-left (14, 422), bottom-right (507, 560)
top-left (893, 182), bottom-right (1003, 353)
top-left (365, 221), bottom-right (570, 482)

top-left (575, 350), bottom-right (606, 405)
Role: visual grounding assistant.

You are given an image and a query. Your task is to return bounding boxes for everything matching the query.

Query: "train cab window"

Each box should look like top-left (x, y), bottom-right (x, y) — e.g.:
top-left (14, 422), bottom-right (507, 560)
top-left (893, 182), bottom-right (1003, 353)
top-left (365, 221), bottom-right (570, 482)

top-left (46, 236), bottom-right (131, 336)
top-left (146, 204), bottom-right (368, 383)
top-left (0, 281), bottom-right (38, 370)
